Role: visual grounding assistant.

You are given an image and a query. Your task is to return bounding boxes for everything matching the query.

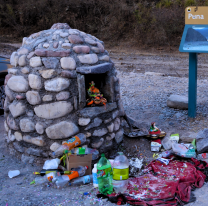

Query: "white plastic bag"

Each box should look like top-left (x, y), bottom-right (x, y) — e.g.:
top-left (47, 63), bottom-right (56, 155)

top-left (172, 143), bottom-right (188, 154)
top-left (43, 158), bottom-right (60, 170)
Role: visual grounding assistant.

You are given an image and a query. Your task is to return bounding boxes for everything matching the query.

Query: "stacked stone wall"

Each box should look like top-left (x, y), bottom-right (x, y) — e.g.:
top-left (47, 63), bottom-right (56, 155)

top-left (4, 23), bottom-right (124, 163)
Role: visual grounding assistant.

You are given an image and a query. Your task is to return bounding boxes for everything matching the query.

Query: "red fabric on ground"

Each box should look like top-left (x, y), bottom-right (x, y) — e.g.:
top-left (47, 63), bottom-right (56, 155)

top-left (125, 159), bottom-right (206, 205)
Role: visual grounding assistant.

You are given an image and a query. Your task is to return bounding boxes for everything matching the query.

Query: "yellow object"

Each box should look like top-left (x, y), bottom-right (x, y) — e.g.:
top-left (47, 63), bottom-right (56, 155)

top-left (113, 168), bottom-right (129, 180)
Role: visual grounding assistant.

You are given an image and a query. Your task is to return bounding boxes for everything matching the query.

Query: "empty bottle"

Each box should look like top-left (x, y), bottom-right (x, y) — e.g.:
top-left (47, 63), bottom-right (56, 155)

top-left (92, 164), bottom-right (98, 188)
top-left (52, 133), bottom-right (86, 157)
top-left (34, 172), bottom-right (55, 185)
top-left (73, 147), bottom-right (99, 160)
top-left (69, 175), bottom-right (93, 186)
top-left (33, 169), bottom-right (71, 176)
top-left (112, 152), bottom-right (129, 193)
top-left (97, 153), bottom-right (113, 195)
top-left (54, 166), bottom-right (88, 188)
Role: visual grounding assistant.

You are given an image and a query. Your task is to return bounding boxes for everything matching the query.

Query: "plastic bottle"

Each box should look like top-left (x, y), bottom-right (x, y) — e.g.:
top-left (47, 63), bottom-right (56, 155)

top-left (54, 166), bottom-right (88, 188)
top-left (33, 169), bottom-right (71, 176)
top-left (73, 147), bottom-right (99, 160)
top-left (112, 152), bottom-right (129, 193)
top-left (97, 153), bottom-right (113, 195)
top-left (92, 164), bottom-right (98, 188)
top-left (34, 172), bottom-right (55, 185)
top-left (53, 134), bottom-right (86, 157)
top-left (69, 175), bottom-right (93, 186)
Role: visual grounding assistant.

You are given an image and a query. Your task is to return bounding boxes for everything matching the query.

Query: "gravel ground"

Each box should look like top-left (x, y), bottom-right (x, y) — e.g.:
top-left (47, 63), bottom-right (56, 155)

top-left (1, 44), bottom-right (208, 205)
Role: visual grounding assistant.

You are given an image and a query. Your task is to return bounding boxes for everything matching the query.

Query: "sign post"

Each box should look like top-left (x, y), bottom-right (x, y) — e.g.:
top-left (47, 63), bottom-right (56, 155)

top-left (179, 6), bottom-right (208, 118)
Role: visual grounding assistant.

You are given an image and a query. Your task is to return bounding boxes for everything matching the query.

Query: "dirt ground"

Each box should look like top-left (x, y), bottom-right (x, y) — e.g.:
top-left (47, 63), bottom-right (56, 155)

top-left (1, 43), bottom-right (208, 205)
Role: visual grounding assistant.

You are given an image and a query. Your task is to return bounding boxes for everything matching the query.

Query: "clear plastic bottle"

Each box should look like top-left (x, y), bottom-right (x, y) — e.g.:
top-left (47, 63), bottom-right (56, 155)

top-left (53, 134), bottom-right (86, 157)
top-left (73, 147), bottom-right (99, 160)
top-left (35, 172), bottom-right (55, 185)
top-left (112, 152), bottom-right (129, 193)
top-left (92, 164), bottom-right (98, 188)
top-left (69, 175), bottom-right (93, 186)
top-left (54, 166), bottom-right (88, 188)
top-left (97, 153), bottom-right (113, 195)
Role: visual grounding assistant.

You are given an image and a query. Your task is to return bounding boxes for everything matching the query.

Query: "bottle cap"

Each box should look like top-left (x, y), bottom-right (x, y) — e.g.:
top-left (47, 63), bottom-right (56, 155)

top-left (101, 153), bottom-right (105, 157)
top-left (85, 166), bottom-right (89, 170)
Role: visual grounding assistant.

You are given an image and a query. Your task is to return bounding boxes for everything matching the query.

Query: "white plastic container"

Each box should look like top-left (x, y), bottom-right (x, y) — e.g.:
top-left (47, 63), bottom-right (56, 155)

top-left (92, 164), bottom-right (98, 188)
top-left (43, 158), bottom-right (60, 170)
top-left (8, 170), bottom-right (20, 178)
top-left (161, 136), bottom-right (172, 150)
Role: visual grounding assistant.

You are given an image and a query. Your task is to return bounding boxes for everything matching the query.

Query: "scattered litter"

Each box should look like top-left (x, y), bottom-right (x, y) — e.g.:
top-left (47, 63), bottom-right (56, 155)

top-left (170, 133), bottom-right (179, 143)
top-left (161, 135), bottom-right (172, 150)
top-left (43, 158), bottom-right (60, 170)
top-left (156, 157), bottom-right (170, 165)
top-left (151, 139), bottom-right (161, 152)
top-left (8, 170), bottom-right (20, 178)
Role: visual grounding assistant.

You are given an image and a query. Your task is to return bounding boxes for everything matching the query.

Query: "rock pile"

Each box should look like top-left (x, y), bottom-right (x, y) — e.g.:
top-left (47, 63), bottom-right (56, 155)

top-left (4, 23), bottom-right (124, 163)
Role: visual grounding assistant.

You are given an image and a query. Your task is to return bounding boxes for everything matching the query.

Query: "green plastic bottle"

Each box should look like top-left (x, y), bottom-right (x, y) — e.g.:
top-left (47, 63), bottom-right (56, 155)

top-left (97, 153), bottom-right (113, 195)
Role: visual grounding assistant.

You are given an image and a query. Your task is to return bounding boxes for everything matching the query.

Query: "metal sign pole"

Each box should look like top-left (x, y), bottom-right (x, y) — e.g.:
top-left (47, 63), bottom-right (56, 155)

top-left (188, 53), bottom-right (197, 118)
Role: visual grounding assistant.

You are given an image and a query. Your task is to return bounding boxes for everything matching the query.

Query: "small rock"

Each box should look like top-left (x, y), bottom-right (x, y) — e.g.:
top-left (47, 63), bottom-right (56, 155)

top-left (42, 57), bottom-right (59, 69)
top-left (21, 67), bottom-right (30, 74)
top-left (73, 45), bottom-right (90, 54)
top-left (85, 118), bottom-right (102, 130)
top-left (30, 56), bottom-right (42, 67)
top-left (44, 78), bottom-right (70, 92)
top-left (99, 55), bottom-right (110, 61)
top-left (93, 128), bottom-right (108, 137)
top-left (78, 54), bottom-right (98, 64)
top-left (50, 142), bottom-right (61, 151)
top-left (106, 133), bottom-right (115, 141)
top-left (62, 43), bottom-right (71, 49)
top-left (7, 76), bottom-right (29, 92)
top-left (112, 110), bottom-right (119, 119)
top-left (85, 132), bottom-right (91, 138)
top-left (104, 118), bottom-right (112, 124)
top-left (14, 131), bottom-right (23, 141)
top-left (60, 57), bottom-right (76, 70)
top-left (180, 132), bottom-right (197, 143)
top-left (21, 154), bottom-right (34, 164)
top-left (91, 138), bottom-right (104, 148)
top-left (8, 68), bottom-right (18, 75)
top-left (78, 118), bottom-right (91, 126)
top-left (39, 69), bottom-right (56, 79)
top-left (68, 35), bottom-right (83, 44)
top-left (20, 118), bottom-right (35, 132)
top-left (28, 74), bottom-right (42, 90)
top-left (26, 91), bottom-right (41, 105)
top-left (9, 101), bottom-right (26, 118)
top-left (42, 95), bottom-right (53, 102)
top-left (114, 118), bottom-right (120, 131)
top-left (35, 122), bottom-right (45, 134)
top-left (115, 129), bottom-right (123, 143)
top-left (167, 95), bottom-right (188, 110)
top-left (56, 91), bottom-right (70, 101)
top-left (18, 55), bottom-right (26, 66)
top-left (107, 123), bottom-right (114, 133)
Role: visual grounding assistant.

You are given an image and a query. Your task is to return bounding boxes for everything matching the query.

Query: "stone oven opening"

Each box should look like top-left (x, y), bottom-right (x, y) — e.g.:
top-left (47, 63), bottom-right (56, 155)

top-left (85, 73), bottom-right (108, 104)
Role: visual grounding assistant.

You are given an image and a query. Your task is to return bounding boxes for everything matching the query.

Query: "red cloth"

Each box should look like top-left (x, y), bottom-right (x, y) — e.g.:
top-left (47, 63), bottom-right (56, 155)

top-left (125, 159), bottom-right (206, 205)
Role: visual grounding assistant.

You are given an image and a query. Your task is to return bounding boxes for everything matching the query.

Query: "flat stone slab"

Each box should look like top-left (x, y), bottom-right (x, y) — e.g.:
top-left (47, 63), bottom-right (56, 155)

top-left (167, 95), bottom-right (188, 110)
top-left (76, 63), bottom-right (113, 74)
top-left (79, 103), bottom-right (117, 118)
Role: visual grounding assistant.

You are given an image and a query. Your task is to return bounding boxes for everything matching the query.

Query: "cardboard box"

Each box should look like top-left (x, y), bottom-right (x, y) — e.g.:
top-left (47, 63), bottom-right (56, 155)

top-left (66, 154), bottom-right (92, 175)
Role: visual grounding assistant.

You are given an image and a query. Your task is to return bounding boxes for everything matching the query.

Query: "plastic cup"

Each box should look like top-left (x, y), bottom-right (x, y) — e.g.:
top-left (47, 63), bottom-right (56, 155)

top-left (8, 170), bottom-right (20, 178)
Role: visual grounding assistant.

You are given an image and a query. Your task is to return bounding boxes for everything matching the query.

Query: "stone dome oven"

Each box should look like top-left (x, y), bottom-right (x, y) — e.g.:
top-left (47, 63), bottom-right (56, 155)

top-left (4, 23), bottom-right (125, 163)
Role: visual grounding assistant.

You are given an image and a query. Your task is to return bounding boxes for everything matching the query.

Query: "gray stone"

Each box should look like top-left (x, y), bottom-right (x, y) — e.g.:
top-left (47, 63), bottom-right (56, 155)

top-left (197, 138), bottom-right (208, 153)
top-left (167, 95), bottom-right (188, 110)
top-left (14, 131), bottom-right (23, 141)
top-left (80, 102), bottom-right (117, 118)
top-left (118, 99), bottom-right (125, 116)
top-left (26, 91), bottom-right (41, 105)
top-left (104, 140), bottom-right (113, 149)
top-left (104, 118), bottom-right (112, 124)
top-left (43, 43), bottom-right (49, 48)
top-left (9, 101), bottom-right (26, 118)
top-left (61, 70), bottom-right (77, 78)
top-left (50, 142), bottom-right (61, 151)
top-left (20, 118), bottom-right (35, 132)
top-left (78, 118), bottom-right (91, 126)
top-left (10, 52), bottom-right (19, 66)
top-left (196, 129), bottom-right (208, 140)
top-left (62, 43), bottom-right (71, 49)
top-left (93, 128), bottom-right (108, 137)
top-left (76, 63), bottom-right (113, 74)
top-left (106, 133), bottom-right (115, 141)
top-left (18, 48), bottom-right (29, 55)
top-left (107, 123), bottom-right (114, 133)
top-left (23, 135), bottom-right (45, 146)
top-left (99, 55), bottom-right (110, 61)
top-left (60, 57), bottom-right (76, 70)
top-left (21, 67), bottom-right (30, 74)
top-left (30, 56), bottom-right (42, 67)
top-left (42, 57), bottom-right (59, 69)
top-left (42, 95), bottom-right (53, 102)
top-left (27, 110), bottom-right (34, 117)
top-left (7, 76), bottom-right (29, 92)
top-left (46, 121), bottom-right (79, 139)
top-left (5, 85), bottom-right (14, 102)
top-left (34, 101), bottom-right (73, 119)
top-left (85, 118), bottom-right (102, 130)
top-left (44, 78), bottom-right (70, 92)
top-left (91, 47), bottom-right (100, 53)
top-left (26, 148), bottom-right (43, 157)
top-left (39, 69), bottom-right (56, 79)
top-left (8, 68), bottom-right (18, 75)
top-left (35, 122), bottom-right (44, 134)
top-left (8, 130), bottom-right (15, 141)
top-left (180, 132), bottom-right (197, 143)
top-left (56, 91), bottom-right (70, 101)
top-left (7, 115), bottom-right (19, 130)
top-left (74, 96), bottom-right (78, 110)
top-left (27, 51), bottom-right (35, 59)
top-left (13, 142), bottom-right (24, 153)
top-left (115, 129), bottom-right (124, 143)
top-left (4, 120), bottom-right (9, 132)
top-left (18, 55), bottom-right (26, 66)
top-left (77, 74), bottom-right (86, 108)
top-left (78, 54), bottom-right (98, 64)
top-left (114, 118), bottom-right (120, 132)
top-left (60, 32), bottom-right (69, 38)
top-left (91, 138), bottom-right (104, 148)
top-left (21, 154), bottom-right (34, 164)
top-left (85, 132), bottom-right (91, 138)
top-left (112, 110), bottom-right (119, 119)
top-left (28, 74), bottom-right (42, 90)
